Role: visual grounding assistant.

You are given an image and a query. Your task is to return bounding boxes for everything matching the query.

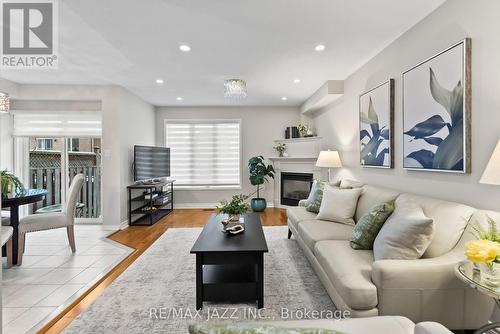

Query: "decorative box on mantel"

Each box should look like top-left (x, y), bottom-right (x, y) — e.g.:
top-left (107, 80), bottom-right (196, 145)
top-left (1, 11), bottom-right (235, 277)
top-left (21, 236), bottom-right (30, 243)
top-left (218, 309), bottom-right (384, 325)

top-left (269, 137), bottom-right (322, 208)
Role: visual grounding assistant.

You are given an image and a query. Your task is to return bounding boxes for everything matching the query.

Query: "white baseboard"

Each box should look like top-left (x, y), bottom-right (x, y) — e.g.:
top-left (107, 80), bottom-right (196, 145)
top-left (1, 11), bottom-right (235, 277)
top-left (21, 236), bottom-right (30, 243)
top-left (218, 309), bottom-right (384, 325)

top-left (174, 201), bottom-right (275, 209)
top-left (174, 203), bottom-right (217, 209)
top-left (101, 220), bottom-right (129, 231)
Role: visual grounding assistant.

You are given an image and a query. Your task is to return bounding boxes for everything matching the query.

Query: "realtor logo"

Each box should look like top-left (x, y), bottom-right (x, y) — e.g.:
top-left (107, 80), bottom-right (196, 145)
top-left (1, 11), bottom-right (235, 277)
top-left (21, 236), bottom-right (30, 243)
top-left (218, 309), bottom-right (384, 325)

top-left (1, 0), bottom-right (58, 68)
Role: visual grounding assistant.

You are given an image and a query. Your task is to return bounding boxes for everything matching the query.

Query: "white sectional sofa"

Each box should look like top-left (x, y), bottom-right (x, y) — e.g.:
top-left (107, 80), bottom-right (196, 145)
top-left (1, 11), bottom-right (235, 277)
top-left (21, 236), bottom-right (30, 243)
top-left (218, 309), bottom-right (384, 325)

top-left (287, 181), bottom-right (495, 330)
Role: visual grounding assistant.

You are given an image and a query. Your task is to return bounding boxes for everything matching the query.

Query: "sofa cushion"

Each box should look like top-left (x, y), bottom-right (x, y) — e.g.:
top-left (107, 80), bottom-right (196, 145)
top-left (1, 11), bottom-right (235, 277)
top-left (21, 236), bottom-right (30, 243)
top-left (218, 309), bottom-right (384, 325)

top-left (314, 240), bottom-right (377, 310)
top-left (305, 180), bottom-right (327, 213)
top-left (355, 185), bottom-right (400, 222)
top-left (287, 206), bottom-right (317, 231)
top-left (351, 200), bottom-right (395, 250)
top-left (298, 220), bottom-right (354, 252)
top-left (397, 193), bottom-right (475, 258)
top-left (373, 198), bottom-right (434, 260)
top-left (317, 186), bottom-right (362, 225)
top-left (340, 179), bottom-right (364, 189)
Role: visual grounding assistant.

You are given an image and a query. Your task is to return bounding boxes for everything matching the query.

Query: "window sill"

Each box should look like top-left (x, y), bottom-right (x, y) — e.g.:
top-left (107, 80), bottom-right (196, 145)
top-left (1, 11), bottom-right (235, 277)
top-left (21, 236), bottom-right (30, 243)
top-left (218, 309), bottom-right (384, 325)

top-left (175, 185), bottom-right (242, 191)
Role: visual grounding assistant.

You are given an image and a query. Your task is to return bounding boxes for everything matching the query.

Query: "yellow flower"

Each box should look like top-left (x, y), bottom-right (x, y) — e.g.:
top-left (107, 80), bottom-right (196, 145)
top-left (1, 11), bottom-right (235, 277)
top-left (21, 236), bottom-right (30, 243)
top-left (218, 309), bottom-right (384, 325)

top-left (465, 239), bottom-right (500, 264)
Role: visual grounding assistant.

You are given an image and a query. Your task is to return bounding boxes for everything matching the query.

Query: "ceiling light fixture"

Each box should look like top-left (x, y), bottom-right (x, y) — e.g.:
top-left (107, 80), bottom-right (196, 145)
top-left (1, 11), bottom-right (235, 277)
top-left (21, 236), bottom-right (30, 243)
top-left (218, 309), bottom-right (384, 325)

top-left (224, 79), bottom-right (247, 99)
top-left (293, 79), bottom-right (301, 84)
top-left (281, 97), bottom-right (288, 101)
top-left (0, 92), bottom-right (10, 113)
top-left (156, 78), bottom-right (164, 85)
top-left (179, 44), bottom-right (191, 52)
top-left (315, 44), bottom-right (325, 51)
top-left (176, 97), bottom-right (183, 101)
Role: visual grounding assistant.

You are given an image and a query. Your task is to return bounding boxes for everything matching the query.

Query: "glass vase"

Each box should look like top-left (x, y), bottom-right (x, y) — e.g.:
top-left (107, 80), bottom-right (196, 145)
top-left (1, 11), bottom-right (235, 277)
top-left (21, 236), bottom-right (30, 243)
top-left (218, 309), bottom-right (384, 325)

top-left (479, 262), bottom-right (500, 287)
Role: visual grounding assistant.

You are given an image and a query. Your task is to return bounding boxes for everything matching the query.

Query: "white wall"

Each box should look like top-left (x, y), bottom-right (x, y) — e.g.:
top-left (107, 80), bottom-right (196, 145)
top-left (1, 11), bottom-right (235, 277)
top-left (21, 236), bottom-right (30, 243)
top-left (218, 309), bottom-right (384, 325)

top-left (0, 113), bottom-right (14, 171)
top-left (0, 78), bottom-right (19, 171)
top-left (312, 0), bottom-right (500, 211)
top-left (155, 106), bottom-right (300, 206)
top-left (118, 88), bottom-right (156, 223)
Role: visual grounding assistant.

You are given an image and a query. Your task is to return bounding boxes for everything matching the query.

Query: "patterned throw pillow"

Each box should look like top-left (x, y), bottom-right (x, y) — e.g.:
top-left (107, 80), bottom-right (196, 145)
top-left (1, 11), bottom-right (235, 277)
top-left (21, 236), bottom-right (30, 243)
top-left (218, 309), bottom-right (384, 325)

top-left (350, 200), bottom-right (395, 250)
top-left (188, 323), bottom-right (344, 334)
top-left (305, 180), bottom-right (327, 213)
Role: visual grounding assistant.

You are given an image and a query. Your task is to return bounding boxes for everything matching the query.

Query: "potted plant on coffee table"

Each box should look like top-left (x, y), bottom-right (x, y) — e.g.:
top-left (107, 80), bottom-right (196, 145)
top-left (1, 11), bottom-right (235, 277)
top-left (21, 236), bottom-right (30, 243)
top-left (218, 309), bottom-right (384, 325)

top-left (248, 156), bottom-right (275, 212)
top-left (216, 194), bottom-right (250, 223)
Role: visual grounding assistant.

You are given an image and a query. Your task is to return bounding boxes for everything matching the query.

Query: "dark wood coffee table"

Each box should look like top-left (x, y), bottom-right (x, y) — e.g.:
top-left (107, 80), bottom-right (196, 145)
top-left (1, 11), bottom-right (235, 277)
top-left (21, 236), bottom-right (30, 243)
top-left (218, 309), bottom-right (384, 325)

top-left (190, 213), bottom-right (268, 310)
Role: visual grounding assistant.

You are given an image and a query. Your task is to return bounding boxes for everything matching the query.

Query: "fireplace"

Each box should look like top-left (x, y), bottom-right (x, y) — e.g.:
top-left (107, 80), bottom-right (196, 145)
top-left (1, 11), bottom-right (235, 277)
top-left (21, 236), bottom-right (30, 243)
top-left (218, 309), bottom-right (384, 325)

top-left (280, 172), bottom-right (313, 206)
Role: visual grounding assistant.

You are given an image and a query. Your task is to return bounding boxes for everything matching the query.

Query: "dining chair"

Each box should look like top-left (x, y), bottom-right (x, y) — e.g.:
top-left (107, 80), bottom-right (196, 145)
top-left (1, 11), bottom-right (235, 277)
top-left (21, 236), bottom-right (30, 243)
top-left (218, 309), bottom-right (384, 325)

top-left (1, 210), bottom-right (10, 226)
top-left (1, 226), bottom-right (13, 268)
top-left (17, 174), bottom-right (85, 265)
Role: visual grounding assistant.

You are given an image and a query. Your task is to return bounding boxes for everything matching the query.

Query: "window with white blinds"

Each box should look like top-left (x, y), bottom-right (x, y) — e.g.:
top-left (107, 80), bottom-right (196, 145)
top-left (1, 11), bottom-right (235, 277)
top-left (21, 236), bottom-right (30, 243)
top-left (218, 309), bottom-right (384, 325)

top-left (165, 120), bottom-right (241, 188)
top-left (12, 111), bottom-right (102, 137)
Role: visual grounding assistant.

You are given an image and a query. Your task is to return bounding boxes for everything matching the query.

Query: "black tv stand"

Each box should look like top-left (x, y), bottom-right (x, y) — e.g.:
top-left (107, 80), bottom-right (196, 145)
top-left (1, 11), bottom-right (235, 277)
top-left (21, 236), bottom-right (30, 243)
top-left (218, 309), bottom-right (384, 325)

top-left (127, 179), bottom-right (175, 226)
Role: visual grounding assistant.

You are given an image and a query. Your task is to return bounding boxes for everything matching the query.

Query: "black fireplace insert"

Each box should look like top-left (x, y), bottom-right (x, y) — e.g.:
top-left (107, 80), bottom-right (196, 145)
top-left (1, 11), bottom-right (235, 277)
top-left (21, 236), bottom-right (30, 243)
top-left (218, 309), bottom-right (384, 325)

top-left (280, 172), bottom-right (313, 206)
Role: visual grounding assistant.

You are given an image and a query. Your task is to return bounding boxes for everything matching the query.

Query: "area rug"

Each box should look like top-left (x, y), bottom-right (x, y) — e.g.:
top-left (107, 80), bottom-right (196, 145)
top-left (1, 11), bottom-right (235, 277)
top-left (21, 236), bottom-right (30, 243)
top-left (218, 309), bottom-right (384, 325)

top-left (63, 226), bottom-right (336, 333)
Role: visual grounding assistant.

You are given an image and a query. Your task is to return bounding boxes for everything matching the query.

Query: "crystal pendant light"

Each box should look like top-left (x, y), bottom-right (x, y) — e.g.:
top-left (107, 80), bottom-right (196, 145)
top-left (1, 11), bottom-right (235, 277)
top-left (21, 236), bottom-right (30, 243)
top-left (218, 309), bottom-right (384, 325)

top-left (224, 79), bottom-right (247, 99)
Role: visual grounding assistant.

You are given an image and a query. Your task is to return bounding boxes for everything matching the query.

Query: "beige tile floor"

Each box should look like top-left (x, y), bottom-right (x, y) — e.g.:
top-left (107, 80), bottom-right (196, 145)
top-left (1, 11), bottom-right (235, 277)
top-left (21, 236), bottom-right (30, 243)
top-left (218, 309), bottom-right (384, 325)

top-left (2, 225), bottom-right (133, 334)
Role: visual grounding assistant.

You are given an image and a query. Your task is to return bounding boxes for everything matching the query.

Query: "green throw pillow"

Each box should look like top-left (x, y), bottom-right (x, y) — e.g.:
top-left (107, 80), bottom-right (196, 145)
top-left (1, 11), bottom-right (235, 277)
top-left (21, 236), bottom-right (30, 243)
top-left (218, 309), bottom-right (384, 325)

top-left (305, 180), bottom-right (326, 213)
top-left (189, 323), bottom-right (343, 334)
top-left (350, 200), bottom-right (395, 250)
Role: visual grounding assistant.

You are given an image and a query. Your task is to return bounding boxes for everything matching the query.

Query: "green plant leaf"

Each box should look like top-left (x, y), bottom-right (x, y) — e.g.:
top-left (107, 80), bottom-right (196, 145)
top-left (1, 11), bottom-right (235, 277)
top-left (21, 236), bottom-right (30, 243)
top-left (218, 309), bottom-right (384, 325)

top-left (248, 156), bottom-right (274, 187)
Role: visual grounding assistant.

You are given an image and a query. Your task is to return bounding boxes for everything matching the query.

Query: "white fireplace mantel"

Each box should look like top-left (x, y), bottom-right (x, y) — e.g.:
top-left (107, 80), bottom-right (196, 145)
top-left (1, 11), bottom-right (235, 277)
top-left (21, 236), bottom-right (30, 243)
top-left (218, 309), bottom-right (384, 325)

top-left (270, 157), bottom-right (321, 208)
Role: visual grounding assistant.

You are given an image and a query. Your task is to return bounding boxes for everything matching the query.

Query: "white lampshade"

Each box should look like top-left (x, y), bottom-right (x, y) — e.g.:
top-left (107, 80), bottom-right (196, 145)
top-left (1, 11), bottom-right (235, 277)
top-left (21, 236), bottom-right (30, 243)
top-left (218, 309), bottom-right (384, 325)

top-left (480, 139), bottom-right (500, 185)
top-left (316, 150), bottom-right (342, 168)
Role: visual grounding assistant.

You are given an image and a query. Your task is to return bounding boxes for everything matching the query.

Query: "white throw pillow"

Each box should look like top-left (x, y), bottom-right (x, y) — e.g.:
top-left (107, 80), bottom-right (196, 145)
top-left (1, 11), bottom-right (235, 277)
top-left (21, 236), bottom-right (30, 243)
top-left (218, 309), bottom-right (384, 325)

top-left (316, 186), bottom-right (362, 225)
top-left (373, 199), bottom-right (435, 261)
top-left (339, 179), bottom-right (364, 189)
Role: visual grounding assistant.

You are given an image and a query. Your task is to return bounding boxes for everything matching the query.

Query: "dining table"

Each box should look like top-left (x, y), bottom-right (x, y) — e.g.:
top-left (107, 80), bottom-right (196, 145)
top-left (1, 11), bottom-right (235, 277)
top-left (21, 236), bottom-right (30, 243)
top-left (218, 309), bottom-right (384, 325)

top-left (2, 189), bottom-right (48, 265)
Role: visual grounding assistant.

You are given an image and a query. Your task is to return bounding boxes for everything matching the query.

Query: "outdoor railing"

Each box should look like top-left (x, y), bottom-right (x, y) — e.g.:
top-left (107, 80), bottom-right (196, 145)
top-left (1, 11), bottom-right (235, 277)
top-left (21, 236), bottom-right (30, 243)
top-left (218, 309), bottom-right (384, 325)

top-left (30, 166), bottom-right (101, 219)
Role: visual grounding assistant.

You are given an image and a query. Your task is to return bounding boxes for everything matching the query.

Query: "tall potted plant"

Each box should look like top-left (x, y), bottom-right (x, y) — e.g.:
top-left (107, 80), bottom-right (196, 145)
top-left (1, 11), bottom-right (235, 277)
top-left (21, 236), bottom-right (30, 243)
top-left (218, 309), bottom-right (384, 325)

top-left (248, 156), bottom-right (275, 212)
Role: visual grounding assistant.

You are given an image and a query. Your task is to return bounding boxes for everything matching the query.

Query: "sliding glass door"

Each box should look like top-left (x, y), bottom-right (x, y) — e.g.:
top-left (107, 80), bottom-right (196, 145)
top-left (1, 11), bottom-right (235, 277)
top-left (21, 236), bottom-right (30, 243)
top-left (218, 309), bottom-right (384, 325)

top-left (28, 137), bottom-right (102, 221)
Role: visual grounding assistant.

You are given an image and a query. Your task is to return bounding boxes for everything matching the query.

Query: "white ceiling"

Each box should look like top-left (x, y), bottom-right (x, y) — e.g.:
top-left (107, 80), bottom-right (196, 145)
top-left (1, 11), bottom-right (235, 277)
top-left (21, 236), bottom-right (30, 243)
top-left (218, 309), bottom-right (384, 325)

top-left (0, 0), bottom-right (445, 106)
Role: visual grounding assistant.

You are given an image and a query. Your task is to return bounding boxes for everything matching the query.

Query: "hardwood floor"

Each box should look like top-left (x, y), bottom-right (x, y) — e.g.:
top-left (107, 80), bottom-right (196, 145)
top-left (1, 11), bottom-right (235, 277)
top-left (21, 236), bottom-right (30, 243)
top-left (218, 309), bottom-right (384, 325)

top-left (39, 208), bottom-right (287, 333)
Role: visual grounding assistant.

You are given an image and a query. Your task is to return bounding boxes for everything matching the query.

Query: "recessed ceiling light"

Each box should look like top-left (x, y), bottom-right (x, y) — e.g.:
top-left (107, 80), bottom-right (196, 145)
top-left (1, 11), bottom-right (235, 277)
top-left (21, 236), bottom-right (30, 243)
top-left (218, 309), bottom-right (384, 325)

top-left (155, 78), bottom-right (164, 85)
top-left (293, 79), bottom-right (301, 84)
top-left (179, 44), bottom-right (191, 52)
top-left (281, 97), bottom-right (288, 101)
top-left (176, 96), bottom-right (183, 101)
top-left (315, 44), bottom-right (325, 51)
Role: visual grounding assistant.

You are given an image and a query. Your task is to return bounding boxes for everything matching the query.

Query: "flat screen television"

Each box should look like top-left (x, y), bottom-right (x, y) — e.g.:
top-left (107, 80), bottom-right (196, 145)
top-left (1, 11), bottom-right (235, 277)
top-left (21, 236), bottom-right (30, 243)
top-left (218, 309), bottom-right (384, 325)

top-left (134, 145), bottom-right (170, 181)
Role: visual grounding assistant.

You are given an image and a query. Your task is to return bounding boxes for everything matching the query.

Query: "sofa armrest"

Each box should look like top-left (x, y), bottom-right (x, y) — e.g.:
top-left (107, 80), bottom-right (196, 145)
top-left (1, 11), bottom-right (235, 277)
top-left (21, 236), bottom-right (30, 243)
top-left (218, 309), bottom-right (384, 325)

top-left (298, 199), bottom-right (307, 207)
top-left (414, 322), bottom-right (453, 334)
top-left (371, 250), bottom-right (465, 290)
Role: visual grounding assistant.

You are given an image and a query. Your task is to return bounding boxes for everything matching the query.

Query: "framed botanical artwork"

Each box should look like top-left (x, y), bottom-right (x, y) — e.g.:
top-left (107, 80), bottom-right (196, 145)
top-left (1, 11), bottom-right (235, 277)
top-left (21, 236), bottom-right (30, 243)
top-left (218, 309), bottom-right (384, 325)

top-left (402, 38), bottom-right (471, 173)
top-left (359, 79), bottom-right (394, 168)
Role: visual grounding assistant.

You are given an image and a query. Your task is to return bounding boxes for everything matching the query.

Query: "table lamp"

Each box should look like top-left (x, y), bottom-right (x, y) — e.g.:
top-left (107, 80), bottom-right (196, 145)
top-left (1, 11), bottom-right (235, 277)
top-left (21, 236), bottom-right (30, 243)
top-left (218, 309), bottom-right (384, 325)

top-left (480, 139), bottom-right (500, 185)
top-left (316, 150), bottom-right (342, 182)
